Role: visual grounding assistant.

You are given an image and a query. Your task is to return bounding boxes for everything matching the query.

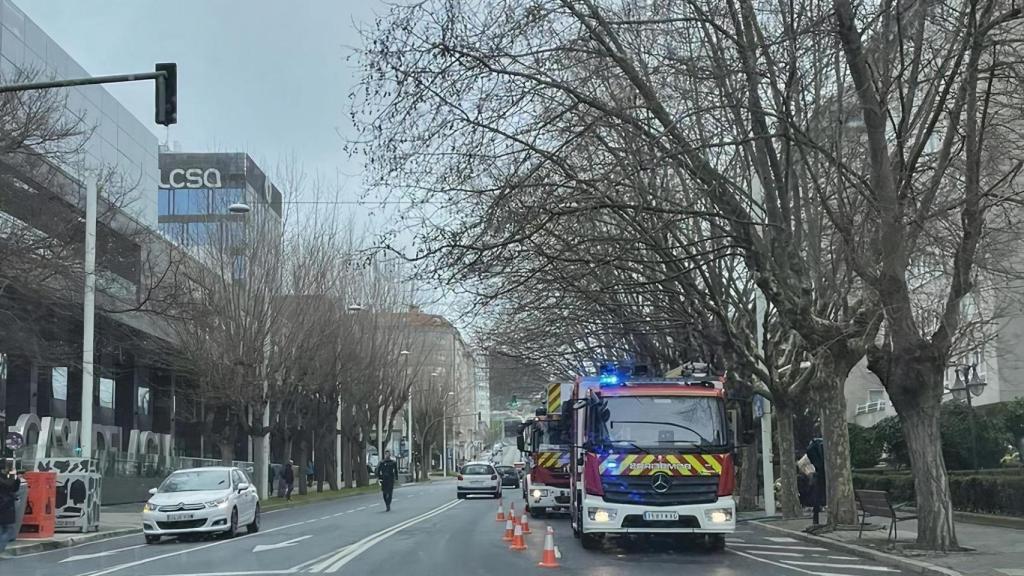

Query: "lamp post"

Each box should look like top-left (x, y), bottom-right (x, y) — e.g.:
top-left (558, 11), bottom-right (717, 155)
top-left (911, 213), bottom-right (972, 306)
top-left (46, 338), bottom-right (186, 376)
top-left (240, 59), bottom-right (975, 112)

top-left (442, 391), bottom-right (453, 477)
top-left (80, 177), bottom-right (97, 459)
top-left (399, 350), bottom-right (410, 475)
top-left (948, 364), bottom-right (987, 470)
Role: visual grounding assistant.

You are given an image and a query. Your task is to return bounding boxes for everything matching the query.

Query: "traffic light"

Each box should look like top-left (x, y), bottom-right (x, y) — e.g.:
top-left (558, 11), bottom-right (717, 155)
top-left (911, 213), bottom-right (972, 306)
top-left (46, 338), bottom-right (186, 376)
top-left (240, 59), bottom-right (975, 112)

top-left (155, 62), bottom-right (177, 126)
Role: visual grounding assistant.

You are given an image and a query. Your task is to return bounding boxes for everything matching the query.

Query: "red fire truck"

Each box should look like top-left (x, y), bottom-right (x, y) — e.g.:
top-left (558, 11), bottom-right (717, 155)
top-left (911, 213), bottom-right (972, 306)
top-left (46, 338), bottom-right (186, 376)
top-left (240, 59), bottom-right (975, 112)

top-left (568, 362), bottom-right (735, 550)
top-left (517, 382), bottom-right (573, 517)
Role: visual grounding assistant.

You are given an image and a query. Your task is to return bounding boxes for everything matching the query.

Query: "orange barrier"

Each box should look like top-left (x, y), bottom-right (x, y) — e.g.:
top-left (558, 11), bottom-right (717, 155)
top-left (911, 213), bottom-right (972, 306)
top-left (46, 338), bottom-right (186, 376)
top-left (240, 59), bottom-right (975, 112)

top-left (538, 526), bottom-right (559, 568)
top-left (502, 517), bottom-right (514, 541)
top-left (495, 499), bottom-right (505, 522)
top-left (509, 522), bottom-right (527, 551)
top-left (19, 472), bottom-right (57, 539)
top-left (521, 512), bottom-right (531, 534)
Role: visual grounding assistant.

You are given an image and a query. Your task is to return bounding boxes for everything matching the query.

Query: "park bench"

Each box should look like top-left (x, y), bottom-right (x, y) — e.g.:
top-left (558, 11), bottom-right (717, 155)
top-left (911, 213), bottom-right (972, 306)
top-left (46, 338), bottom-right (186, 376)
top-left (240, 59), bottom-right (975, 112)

top-left (855, 489), bottom-right (918, 542)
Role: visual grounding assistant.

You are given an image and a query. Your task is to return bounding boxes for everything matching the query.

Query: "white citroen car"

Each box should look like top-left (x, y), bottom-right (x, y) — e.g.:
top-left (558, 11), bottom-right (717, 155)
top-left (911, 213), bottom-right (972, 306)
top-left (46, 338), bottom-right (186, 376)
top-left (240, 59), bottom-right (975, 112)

top-left (142, 466), bottom-right (260, 543)
top-left (457, 462), bottom-right (502, 499)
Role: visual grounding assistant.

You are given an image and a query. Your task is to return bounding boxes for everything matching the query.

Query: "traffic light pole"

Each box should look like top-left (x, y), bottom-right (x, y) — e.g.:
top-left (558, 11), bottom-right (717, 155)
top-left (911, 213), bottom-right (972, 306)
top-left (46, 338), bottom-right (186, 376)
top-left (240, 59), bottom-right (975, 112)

top-left (0, 70), bottom-right (166, 93)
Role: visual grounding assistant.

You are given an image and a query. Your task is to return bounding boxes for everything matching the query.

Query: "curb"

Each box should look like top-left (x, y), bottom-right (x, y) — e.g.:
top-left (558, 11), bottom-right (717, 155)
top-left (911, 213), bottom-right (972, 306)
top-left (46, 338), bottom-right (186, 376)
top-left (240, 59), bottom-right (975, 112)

top-left (751, 521), bottom-right (963, 576)
top-left (3, 527), bottom-right (140, 557)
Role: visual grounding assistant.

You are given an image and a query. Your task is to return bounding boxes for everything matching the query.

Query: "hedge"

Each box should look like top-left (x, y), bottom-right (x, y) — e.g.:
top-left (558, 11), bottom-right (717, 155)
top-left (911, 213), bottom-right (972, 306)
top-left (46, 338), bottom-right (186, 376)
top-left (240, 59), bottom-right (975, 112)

top-left (853, 473), bottom-right (1024, 517)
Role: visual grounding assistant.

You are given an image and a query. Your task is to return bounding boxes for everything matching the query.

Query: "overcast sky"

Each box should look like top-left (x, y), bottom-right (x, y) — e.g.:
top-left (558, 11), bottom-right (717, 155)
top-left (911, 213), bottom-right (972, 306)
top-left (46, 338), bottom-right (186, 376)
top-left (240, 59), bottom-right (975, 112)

top-left (19, 0), bottom-right (386, 203)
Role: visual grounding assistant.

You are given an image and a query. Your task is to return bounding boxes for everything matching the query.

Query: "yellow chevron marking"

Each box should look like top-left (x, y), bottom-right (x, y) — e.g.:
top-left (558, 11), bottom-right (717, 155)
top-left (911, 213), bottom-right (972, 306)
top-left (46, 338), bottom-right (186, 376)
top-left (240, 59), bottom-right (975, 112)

top-left (664, 454), bottom-right (689, 476)
top-left (619, 454), bottom-right (638, 474)
top-left (702, 454), bottom-right (723, 474)
top-left (630, 454), bottom-right (656, 475)
top-left (547, 384), bottom-right (561, 413)
top-left (684, 454), bottom-right (709, 475)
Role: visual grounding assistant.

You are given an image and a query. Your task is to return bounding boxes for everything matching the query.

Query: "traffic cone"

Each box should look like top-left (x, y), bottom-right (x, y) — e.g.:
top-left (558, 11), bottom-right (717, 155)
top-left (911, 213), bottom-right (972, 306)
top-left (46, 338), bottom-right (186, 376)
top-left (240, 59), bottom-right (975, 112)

top-left (509, 502), bottom-right (517, 526)
top-left (538, 526), bottom-right (559, 568)
top-left (496, 500), bottom-right (505, 522)
top-left (502, 517), bottom-right (515, 541)
top-left (509, 522), bottom-right (527, 551)
top-left (520, 512), bottom-right (531, 534)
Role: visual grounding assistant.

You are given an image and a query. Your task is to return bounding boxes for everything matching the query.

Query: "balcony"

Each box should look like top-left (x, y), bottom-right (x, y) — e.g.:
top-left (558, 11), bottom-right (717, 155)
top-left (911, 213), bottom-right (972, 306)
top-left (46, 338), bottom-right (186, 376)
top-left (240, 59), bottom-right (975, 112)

top-left (855, 400), bottom-right (889, 415)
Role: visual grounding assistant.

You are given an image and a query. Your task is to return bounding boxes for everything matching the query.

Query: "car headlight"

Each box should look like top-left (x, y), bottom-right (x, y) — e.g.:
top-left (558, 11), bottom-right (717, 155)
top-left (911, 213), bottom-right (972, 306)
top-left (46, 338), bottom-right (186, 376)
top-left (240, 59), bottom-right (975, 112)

top-left (705, 508), bottom-right (733, 523)
top-left (143, 502), bottom-right (157, 512)
top-left (205, 496), bottom-right (230, 508)
top-left (588, 507), bottom-right (617, 522)
top-left (532, 489), bottom-right (549, 498)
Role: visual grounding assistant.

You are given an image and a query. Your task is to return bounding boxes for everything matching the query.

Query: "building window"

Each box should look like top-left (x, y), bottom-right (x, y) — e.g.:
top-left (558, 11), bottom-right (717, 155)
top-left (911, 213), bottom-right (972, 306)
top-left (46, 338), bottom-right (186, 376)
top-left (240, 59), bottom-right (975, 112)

top-left (137, 386), bottom-right (151, 416)
top-left (868, 389), bottom-right (886, 403)
top-left (52, 367), bottom-right (68, 401)
top-left (158, 189), bottom-right (172, 216)
top-left (211, 188), bottom-right (244, 214)
top-left (171, 188), bottom-right (209, 215)
top-left (99, 377), bottom-right (115, 409)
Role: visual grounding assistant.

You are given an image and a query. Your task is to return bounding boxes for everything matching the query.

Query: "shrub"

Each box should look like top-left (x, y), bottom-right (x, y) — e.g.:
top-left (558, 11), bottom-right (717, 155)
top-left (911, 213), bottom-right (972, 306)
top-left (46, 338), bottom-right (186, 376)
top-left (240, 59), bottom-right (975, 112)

top-left (873, 416), bottom-right (909, 468)
top-left (848, 424), bottom-right (883, 469)
top-left (852, 473), bottom-right (1024, 516)
top-left (870, 403), bottom-right (1009, 471)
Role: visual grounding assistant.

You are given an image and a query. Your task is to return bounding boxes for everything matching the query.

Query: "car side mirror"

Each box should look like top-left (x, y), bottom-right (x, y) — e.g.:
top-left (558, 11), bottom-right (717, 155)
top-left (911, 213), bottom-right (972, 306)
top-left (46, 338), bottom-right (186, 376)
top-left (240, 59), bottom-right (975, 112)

top-left (148, 487), bottom-right (158, 495)
top-left (237, 482), bottom-right (250, 492)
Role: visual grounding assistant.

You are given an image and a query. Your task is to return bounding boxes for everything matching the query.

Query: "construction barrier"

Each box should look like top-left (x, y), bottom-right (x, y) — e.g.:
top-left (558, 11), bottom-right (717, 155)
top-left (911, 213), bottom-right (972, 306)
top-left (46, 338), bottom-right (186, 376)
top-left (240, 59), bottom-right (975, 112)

top-left (18, 471), bottom-right (56, 538)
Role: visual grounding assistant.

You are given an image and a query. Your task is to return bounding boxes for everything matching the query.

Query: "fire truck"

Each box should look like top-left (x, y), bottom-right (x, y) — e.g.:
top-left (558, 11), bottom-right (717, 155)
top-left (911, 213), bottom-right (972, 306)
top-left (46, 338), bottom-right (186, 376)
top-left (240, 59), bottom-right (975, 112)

top-left (517, 382), bottom-right (573, 517)
top-left (568, 362), bottom-right (735, 550)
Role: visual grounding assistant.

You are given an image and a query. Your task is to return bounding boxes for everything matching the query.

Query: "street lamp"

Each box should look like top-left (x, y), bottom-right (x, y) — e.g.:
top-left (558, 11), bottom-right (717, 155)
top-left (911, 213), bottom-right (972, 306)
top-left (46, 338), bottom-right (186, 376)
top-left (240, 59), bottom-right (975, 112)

top-left (947, 364), bottom-right (987, 470)
top-left (442, 391), bottom-right (453, 478)
top-left (399, 350), bottom-right (410, 477)
top-left (228, 202), bottom-right (252, 214)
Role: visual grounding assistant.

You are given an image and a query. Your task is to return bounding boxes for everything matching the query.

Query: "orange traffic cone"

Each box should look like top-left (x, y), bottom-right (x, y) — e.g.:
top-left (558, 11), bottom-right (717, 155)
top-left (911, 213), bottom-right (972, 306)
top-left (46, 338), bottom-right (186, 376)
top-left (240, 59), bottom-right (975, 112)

top-left (509, 521), bottom-right (527, 551)
top-left (509, 502), bottom-right (517, 525)
top-left (502, 517), bottom-right (515, 541)
top-left (538, 526), bottom-right (559, 568)
top-left (520, 512), bottom-right (531, 534)
top-left (496, 500), bottom-right (505, 522)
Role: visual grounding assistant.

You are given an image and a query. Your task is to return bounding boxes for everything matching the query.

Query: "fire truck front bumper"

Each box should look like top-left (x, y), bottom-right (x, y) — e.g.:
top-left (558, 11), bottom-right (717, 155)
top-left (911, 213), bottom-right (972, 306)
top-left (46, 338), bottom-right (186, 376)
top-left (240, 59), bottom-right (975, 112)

top-left (582, 495), bottom-right (736, 534)
top-left (526, 485), bottom-right (571, 511)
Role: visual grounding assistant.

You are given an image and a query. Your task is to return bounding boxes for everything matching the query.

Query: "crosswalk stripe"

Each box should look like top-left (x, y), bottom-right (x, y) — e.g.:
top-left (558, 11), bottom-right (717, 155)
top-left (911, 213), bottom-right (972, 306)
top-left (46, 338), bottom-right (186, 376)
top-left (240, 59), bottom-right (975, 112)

top-left (766, 537), bottom-right (800, 543)
top-left (729, 543), bottom-right (828, 551)
top-left (782, 560), bottom-right (899, 572)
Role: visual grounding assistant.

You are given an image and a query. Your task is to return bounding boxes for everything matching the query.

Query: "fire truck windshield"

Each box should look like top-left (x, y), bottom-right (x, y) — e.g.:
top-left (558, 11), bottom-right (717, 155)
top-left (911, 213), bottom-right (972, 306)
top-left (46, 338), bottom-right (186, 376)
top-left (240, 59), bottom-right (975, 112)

top-left (597, 396), bottom-right (726, 448)
top-left (532, 418), bottom-right (569, 449)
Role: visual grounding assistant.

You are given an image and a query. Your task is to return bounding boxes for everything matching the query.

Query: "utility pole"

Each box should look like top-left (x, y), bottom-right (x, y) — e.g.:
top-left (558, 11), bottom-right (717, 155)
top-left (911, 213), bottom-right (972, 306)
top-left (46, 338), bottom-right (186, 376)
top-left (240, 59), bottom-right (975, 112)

top-left (752, 172), bottom-right (776, 517)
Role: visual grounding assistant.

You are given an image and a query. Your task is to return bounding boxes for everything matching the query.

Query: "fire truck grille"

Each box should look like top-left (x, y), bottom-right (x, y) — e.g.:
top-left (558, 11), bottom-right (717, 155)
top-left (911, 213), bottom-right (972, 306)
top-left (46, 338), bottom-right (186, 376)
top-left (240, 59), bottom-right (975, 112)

top-left (601, 475), bottom-right (719, 506)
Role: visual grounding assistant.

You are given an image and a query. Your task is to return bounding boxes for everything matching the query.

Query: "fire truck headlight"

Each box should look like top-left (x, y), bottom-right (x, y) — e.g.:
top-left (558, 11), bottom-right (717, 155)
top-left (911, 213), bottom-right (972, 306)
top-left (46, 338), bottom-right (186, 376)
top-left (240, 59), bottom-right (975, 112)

top-left (532, 489), bottom-right (549, 499)
top-left (588, 507), bottom-right (617, 522)
top-left (705, 508), bottom-right (733, 524)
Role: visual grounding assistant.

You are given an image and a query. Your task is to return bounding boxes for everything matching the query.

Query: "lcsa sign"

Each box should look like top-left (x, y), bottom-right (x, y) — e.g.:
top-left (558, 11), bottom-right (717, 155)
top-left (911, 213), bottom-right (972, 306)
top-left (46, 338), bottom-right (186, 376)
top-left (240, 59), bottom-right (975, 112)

top-left (159, 167), bottom-right (223, 189)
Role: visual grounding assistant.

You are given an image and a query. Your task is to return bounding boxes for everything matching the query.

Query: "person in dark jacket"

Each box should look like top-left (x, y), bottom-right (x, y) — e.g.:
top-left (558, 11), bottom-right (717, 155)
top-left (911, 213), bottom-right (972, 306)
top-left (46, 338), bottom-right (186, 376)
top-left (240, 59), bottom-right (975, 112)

top-left (0, 461), bottom-right (20, 554)
top-left (283, 460), bottom-right (295, 501)
top-left (375, 451), bottom-right (399, 511)
top-left (806, 438), bottom-right (826, 525)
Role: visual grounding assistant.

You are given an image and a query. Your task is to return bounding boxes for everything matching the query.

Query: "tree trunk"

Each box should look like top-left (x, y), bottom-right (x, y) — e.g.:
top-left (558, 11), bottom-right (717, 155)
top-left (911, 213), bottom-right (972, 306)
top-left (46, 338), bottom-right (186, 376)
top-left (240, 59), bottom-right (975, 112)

top-left (818, 367), bottom-right (857, 527)
top-left (217, 440), bottom-right (235, 467)
top-left (737, 440), bottom-right (760, 511)
top-left (296, 433), bottom-right (309, 496)
top-left (775, 402), bottom-right (803, 519)
top-left (342, 434), bottom-right (354, 488)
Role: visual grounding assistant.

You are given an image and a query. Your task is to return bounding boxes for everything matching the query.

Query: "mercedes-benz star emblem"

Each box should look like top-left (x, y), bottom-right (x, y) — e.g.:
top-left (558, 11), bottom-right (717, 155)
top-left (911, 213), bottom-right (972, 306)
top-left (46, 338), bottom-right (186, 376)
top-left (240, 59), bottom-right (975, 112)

top-left (651, 474), bottom-right (671, 493)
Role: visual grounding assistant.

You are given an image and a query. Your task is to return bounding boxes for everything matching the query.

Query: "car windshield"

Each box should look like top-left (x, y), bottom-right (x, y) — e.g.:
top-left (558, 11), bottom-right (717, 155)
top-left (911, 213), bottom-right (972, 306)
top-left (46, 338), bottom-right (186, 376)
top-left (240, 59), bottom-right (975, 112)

top-left (532, 418), bottom-right (569, 448)
top-left (462, 464), bottom-right (492, 476)
top-left (158, 470), bottom-right (231, 493)
top-left (496, 466), bottom-right (514, 474)
top-left (598, 396), bottom-right (726, 448)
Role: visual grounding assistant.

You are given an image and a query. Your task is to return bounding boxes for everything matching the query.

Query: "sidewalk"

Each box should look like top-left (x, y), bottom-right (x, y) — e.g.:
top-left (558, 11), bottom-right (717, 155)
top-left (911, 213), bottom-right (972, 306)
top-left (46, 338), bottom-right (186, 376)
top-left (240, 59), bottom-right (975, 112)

top-left (2, 510), bottom-right (140, 557)
top-left (754, 511), bottom-right (1023, 576)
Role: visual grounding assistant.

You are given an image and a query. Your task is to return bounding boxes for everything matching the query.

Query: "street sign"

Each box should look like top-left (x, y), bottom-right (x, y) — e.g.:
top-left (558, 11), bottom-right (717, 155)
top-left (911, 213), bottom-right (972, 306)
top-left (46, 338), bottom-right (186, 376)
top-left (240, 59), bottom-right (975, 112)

top-left (753, 395), bottom-right (764, 419)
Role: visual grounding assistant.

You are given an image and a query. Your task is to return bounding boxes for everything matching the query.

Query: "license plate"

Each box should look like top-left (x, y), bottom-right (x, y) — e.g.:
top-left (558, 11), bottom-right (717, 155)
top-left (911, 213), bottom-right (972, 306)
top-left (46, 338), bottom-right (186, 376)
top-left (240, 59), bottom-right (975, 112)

top-left (470, 480), bottom-right (483, 485)
top-left (167, 513), bottom-right (195, 521)
top-left (56, 519), bottom-right (75, 527)
top-left (643, 511), bottom-right (679, 521)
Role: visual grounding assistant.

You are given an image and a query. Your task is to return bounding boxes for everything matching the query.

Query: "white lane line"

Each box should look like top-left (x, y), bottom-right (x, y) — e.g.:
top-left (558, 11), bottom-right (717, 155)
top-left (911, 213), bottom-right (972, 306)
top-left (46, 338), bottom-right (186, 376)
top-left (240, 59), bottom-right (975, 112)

top-left (8, 533), bottom-right (139, 559)
top-left (300, 500), bottom-right (462, 573)
top-left (345, 509), bottom-right (356, 513)
top-left (77, 519), bottom-right (309, 576)
top-left (782, 560), bottom-right (899, 572)
top-left (369, 503), bottom-right (379, 507)
top-left (728, 549), bottom-right (818, 575)
top-left (730, 543), bottom-right (828, 551)
top-left (767, 537), bottom-right (800, 543)
top-left (827, 556), bottom-right (858, 560)
top-left (59, 544), bottom-right (148, 563)
top-left (264, 509), bottom-right (286, 514)
top-left (332, 512), bottom-right (346, 517)
top-left (750, 551), bottom-right (805, 557)
top-left (318, 516), bottom-right (332, 520)
top-left (725, 538), bottom-right (745, 543)
top-left (142, 572), bottom-right (295, 576)
top-left (355, 506), bottom-right (367, 511)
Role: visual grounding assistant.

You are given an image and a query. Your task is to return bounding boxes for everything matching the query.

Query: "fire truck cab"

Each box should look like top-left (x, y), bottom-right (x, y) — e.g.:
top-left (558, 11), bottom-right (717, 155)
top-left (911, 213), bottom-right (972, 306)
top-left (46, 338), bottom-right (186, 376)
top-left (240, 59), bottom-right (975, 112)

top-left (518, 382), bottom-right (573, 517)
top-left (569, 362), bottom-right (736, 550)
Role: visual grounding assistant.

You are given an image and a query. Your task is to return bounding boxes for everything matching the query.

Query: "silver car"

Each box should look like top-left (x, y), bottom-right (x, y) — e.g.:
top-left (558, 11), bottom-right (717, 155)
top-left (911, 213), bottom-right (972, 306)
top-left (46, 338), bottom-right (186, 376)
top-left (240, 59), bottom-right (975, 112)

top-left (142, 467), bottom-right (260, 543)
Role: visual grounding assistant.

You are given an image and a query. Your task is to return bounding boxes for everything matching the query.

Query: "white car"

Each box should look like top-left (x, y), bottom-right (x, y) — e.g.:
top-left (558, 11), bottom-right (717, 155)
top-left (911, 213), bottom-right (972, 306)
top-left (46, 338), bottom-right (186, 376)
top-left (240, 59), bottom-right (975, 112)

top-left (456, 462), bottom-right (502, 499)
top-left (142, 466), bottom-right (260, 543)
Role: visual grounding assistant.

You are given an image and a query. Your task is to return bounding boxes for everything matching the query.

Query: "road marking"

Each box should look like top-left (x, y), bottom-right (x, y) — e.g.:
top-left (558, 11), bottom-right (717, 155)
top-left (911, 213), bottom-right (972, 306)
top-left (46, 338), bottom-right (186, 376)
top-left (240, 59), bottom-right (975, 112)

top-left (300, 500), bottom-right (462, 573)
top-left (767, 537), bottom-right (800, 543)
top-left (318, 516), bottom-right (332, 520)
top-left (729, 543), bottom-right (828, 551)
top-left (782, 560), bottom-right (899, 572)
top-left (827, 556), bottom-right (857, 560)
top-left (8, 533), bottom-right (139, 559)
top-left (554, 546), bottom-right (561, 559)
top-left (345, 509), bottom-right (356, 513)
top-left (369, 503), bottom-right (379, 507)
top-left (59, 545), bottom-right (147, 563)
top-left (143, 572), bottom-right (295, 576)
top-left (253, 535), bottom-right (313, 553)
top-left (77, 519), bottom-right (310, 576)
top-left (725, 538), bottom-right (745, 543)
top-left (355, 506), bottom-right (366, 511)
top-left (728, 549), bottom-right (819, 574)
top-left (332, 512), bottom-right (346, 517)
top-left (750, 551), bottom-right (805, 557)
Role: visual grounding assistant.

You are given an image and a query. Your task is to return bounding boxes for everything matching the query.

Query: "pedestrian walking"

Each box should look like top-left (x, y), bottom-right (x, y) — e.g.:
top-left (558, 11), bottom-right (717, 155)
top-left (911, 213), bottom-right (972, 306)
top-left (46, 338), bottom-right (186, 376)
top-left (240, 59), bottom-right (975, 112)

top-left (0, 460), bottom-right (20, 554)
top-left (376, 450), bottom-right (398, 511)
top-left (283, 460), bottom-right (295, 501)
top-left (806, 437), bottom-right (826, 525)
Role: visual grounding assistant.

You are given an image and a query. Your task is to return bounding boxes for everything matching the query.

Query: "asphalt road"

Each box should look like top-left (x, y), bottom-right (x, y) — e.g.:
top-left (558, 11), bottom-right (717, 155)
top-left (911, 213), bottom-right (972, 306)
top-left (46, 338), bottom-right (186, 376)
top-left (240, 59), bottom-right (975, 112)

top-left (2, 469), bottom-right (910, 576)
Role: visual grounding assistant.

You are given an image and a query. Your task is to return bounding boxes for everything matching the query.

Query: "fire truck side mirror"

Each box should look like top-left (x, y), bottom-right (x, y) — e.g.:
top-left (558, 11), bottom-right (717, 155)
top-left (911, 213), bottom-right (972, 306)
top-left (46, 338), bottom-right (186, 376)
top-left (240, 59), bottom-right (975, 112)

top-left (516, 435), bottom-right (525, 452)
top-left (572, 400), bottom-right (587, 410)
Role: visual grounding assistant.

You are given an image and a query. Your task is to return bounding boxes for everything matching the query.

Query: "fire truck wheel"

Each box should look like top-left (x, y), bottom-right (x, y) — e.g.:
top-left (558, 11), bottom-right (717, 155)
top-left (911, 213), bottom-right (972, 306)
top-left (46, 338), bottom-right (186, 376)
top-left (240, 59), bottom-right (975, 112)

top-left (706, 534), bottom-right (726, 551)
top-left (581, 532), bottom-right (603, 550)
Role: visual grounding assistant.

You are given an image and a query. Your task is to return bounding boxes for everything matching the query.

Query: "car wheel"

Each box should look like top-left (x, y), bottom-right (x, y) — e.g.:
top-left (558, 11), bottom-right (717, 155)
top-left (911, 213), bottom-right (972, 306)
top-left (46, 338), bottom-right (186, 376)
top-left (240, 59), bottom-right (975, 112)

top-left (706, 534), bottom-right (726, 552)
top-left (581, 531), bottom-right (602, 550)
top-left (145, 535), bottom-right (160, 544)
top-left (457, 492), bottom-right (465, 500)
top-left (247, 504), bottom-right (260, 533)
top-left (225, 508), bottom-right (239, 538)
